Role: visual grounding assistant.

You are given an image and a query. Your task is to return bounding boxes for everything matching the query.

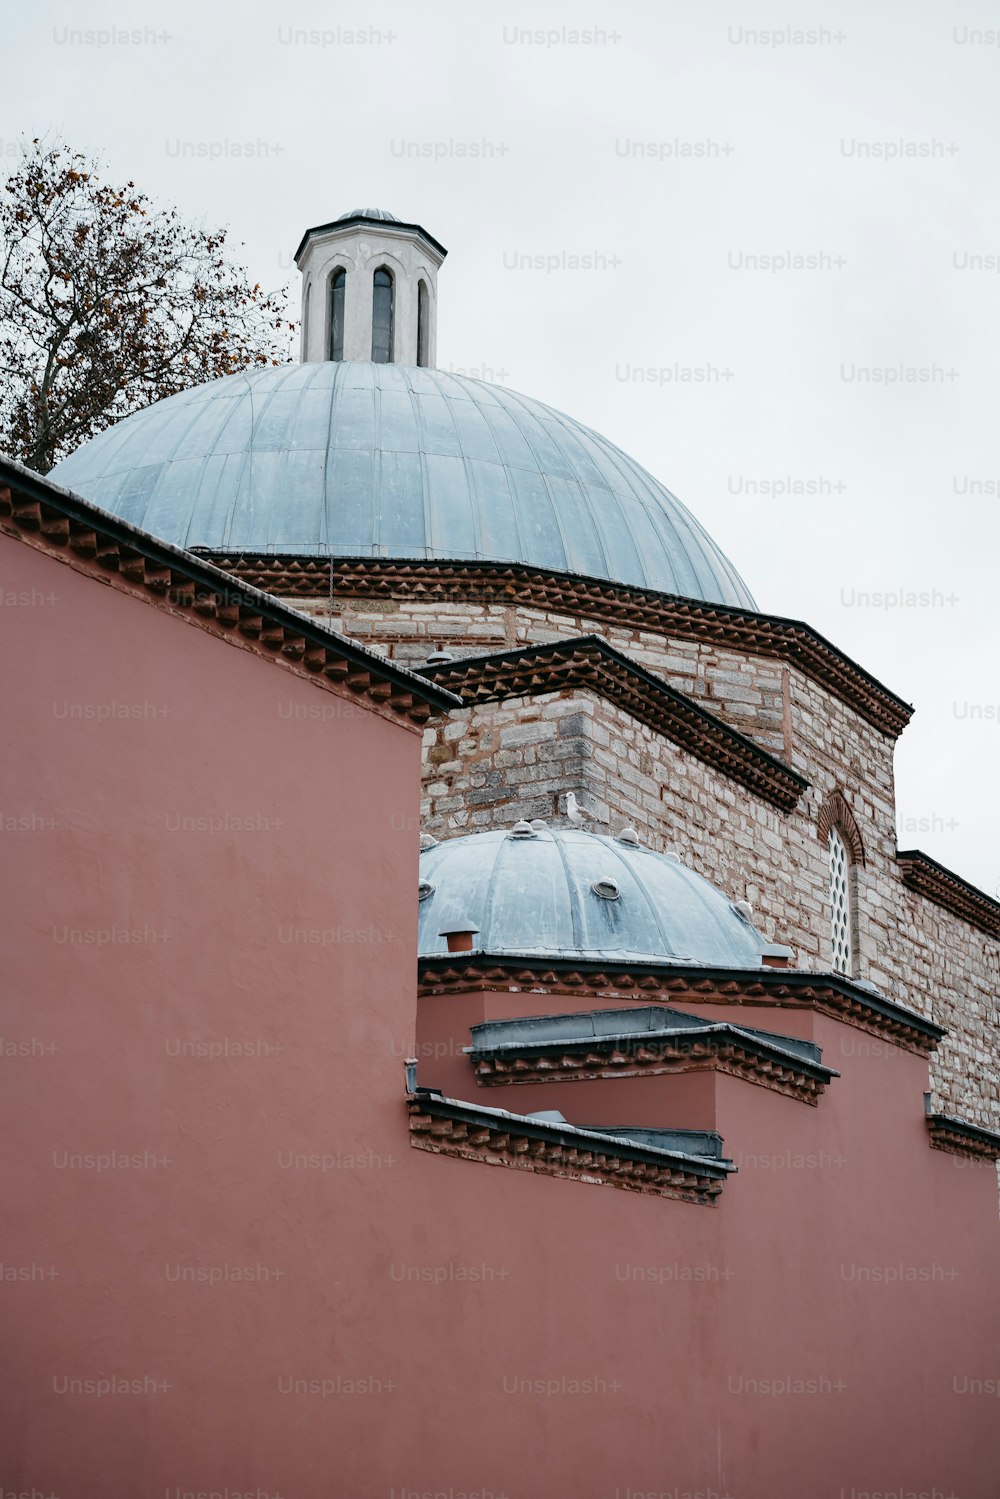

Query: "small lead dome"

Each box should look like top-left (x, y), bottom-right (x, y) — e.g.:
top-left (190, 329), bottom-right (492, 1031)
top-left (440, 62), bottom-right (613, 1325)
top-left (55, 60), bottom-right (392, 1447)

top-left (336, 207), bottom-right (400, 222)
top-left (417, 826), bottom-right (768, 967)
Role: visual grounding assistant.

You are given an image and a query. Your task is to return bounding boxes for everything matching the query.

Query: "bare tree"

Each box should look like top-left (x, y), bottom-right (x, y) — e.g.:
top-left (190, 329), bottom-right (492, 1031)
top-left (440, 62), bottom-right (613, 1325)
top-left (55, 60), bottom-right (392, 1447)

top-left (0, 138), bottom-right (294, 473)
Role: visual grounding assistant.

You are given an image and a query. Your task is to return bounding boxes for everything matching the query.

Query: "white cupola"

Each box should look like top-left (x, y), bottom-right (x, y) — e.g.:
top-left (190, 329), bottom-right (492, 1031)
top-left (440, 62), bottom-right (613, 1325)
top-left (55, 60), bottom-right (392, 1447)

top-left (294, 208), bottom-right (446, 368)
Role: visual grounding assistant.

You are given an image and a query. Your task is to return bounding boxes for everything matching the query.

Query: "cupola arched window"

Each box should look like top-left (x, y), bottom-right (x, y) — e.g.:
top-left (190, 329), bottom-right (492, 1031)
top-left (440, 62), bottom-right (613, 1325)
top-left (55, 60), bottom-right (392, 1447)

top-left (827, 826), bottom-right (855, 975)
top-left (330, 268), bottom-right (346, 361)
top-left (417, 279), bottom-right (429, 367)
top-left (372, 267), bottom-right (394, 363)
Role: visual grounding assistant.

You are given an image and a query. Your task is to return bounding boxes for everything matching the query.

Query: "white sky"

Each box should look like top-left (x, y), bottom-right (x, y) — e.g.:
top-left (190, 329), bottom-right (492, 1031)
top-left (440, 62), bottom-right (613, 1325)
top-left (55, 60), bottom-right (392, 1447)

top-left (6, 0), bottom-right (998, 895)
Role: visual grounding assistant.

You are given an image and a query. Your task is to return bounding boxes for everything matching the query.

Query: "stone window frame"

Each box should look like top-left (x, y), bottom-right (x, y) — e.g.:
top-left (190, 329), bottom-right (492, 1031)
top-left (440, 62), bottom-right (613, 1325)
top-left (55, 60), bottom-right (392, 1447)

top-left (818, 790), bottom-right (865, 978)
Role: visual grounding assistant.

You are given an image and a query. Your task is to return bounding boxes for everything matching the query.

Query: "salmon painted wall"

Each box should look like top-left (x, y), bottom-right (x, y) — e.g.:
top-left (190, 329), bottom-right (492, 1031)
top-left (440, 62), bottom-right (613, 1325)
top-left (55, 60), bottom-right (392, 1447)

top-left (3, 531), bottom-right (999, 1499)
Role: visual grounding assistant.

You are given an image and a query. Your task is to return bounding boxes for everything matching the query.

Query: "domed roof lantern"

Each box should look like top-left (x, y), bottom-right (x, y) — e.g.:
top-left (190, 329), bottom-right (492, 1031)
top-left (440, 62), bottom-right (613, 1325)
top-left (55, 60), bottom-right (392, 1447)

top-left (50, 208), bottom-right (756, 612)
top-left (294, 207), bottom-right (447, 368)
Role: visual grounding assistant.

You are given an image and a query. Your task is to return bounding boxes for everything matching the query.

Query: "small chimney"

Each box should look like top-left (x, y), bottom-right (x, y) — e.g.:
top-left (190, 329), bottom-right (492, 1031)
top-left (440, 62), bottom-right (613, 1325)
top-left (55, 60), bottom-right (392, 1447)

top-left (439, 920), bottom-right (480, 954)
top-left (761, 943), bottom-right (795, 969)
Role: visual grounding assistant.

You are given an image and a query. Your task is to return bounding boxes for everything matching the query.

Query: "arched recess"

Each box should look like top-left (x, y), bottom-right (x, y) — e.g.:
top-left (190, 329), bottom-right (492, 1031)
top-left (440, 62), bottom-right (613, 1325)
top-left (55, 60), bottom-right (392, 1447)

top-left (371, 266), bottom-right (394, 362)
top-left (417, 279), bottom-right (430, 367)
top-left (817, 789), bottom-right (865, 867)
top-left (818, 788), bottom-right (864, 977)
top-left (329, 266), bottom-right (347, 361)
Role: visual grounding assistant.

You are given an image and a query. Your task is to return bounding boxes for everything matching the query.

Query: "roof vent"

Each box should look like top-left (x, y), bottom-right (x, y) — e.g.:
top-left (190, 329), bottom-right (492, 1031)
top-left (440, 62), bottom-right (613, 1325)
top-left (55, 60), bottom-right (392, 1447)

top-left (424, 649), bottom-right (455, 666)
top-left (733, 899), bottom-right (754, 922)
top-left (529, 818), bottom-right (548, 831)
top-left (509, 820), bottom-right (538, 839)
top-left (616, 826), bottom-right (640, 846)
top-left (439, 920), bottom-right (480, 954)
top-left (418, 879), bottom-right (435, 901)
top-left (591, 877), bottom-right (621, 901)
top-left (419, 833), bottom-right (438, 852)
top-left (664, 850), bottom-right (682, 864)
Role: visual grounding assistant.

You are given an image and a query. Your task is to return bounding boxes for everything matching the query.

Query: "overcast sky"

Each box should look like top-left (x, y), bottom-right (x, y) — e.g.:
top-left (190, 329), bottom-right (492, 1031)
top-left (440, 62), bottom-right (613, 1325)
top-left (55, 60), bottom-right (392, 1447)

top-left (6, 0), bottom-right (998, 895)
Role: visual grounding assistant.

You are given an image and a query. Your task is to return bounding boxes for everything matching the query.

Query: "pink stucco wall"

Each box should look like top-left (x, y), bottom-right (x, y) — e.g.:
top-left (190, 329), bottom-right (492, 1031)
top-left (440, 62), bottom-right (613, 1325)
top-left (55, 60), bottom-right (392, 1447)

top-left (2, 531), bottom-right (999, 1498)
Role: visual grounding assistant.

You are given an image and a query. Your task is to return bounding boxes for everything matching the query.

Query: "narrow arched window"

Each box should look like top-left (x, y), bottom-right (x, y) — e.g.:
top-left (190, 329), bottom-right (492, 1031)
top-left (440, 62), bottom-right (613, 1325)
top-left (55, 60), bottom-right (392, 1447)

top-left (827, 826), bottom-right (855, 975)
top-left (330, 268), bottom-right (346, 361)
top-left (417, 280), bottom-right (429, 367)
top-left (372, 267), bottom-right (394, 363)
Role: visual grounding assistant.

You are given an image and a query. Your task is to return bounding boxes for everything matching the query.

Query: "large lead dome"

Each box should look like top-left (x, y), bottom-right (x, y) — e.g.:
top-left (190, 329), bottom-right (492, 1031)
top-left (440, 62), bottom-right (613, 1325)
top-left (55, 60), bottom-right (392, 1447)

top-left (50, 361), bottom-right (756, 609)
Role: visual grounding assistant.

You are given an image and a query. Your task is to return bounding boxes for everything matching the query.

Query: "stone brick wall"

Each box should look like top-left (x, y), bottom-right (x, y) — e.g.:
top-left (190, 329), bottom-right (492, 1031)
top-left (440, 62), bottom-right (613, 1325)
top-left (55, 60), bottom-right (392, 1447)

top-left (289, 594), bottom-right (791, 756)
top-left (284, 588), bottom-right (998, 1131)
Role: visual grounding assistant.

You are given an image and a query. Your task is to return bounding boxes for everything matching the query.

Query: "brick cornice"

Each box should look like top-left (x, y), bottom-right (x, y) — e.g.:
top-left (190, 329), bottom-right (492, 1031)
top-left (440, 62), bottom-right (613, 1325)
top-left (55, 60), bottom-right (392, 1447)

top-left (469, 1021), bottom-right (836, 1106)
top-left (417, 956), bottom-right (946, 1057)
top-left (0, 459), bottom-right (459, 731)
top-left (201, 554), bottom-right (914, 738)
top-left (407, 1088), bottom-right (731, 1204)
top-left (817, 788), bottom-right (866, 866)
top-left (420, 635), bottom-right (808, 812)
top-left (897, 850), bottom-right (1000, 940)
top-left (925, 1110), bottom-right (1000, 1162)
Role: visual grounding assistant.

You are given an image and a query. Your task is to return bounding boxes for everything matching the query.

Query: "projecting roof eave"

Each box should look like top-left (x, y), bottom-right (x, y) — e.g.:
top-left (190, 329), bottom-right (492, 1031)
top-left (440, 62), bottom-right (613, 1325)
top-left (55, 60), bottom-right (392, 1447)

top-left (212, 554), bottom-right (915, 737)
top-left (897, 848), bottom-right (1000, 939)
top-left (468, 1001), bottom-right (826, 1058)
top-left (420, 633), bottom-right (809, 811)
top-left (407, 1085), bottom-right (735, 1179)
top-left (294, 215), bottom-right (448, 264)
top-left (467, 1021), bottom-right (837, 1081)
top-left (416, 952), bottom-right (947, 1055)
top-left (0, 454), bottom-right (461, 726)
top-left (464, 1005), bottom-right (838, 1105)
top-left (924, 1099), bottom-right (1000, 1162)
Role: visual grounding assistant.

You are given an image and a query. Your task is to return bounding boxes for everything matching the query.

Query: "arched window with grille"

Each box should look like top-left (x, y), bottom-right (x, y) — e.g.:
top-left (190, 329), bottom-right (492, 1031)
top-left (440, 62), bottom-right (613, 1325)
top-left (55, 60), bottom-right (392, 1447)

top-left (372, 267), bottom-right (394, 363)
top-left (330, 268), bottom-right (346, 361)
top-left (827, 825), bottom-right (855, 975)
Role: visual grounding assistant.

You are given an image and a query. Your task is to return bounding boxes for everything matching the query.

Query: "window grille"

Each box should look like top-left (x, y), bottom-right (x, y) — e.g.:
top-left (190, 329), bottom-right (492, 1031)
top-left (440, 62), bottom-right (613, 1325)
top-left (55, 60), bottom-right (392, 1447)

top-left (828, 826), bottom-right (854, 974)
